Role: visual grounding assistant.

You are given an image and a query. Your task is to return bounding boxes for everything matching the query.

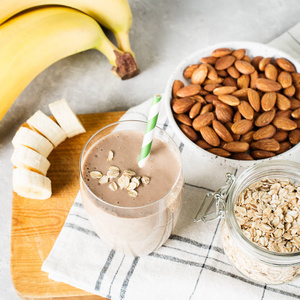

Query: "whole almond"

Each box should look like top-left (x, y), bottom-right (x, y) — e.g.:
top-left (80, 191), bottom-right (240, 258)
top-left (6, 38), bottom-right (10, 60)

top-left (233, 111), bottom-right (242, 123)
top-left (191, 95), bottom-right (206, 104)
top-left (227, 66), bottom-right (240, 79)
top-left (172, 97), bottom-right (196, 114)
top-left (223, 141), bottom-right (249, 153)
top-left (254, 109), bottom-right (276, 127)
top-left (276, 58), bottom-right (296, 72)
top-left (273, 130), bottom-right (288, 142)
top-left (195, 139), bottom-right (211, 149)
top-left (200, 103), bottom-right (213, 115)
top-left (295, 83), bottom-right (300, 100)
top-left (253, 125), bottom-right (276, 140)
top-left (215, 104), bottom-right (234, 123)
top-left (292, 72), bottom-right (300, 84)
top-left (243, 55), bottom-right (251, 63)
top-left (234, 60), bottom-right (255, 74)
top-left (272, 117), bottom-right (298, 131)
top-left (179, 124), bottom-right (198, 141)
top-left (289, 129), bottom-right (300, 145)
top-left (206, 64), bottom-right (218, 80)
top-left (184, 64), bottom-right (200, 79)
top-left (200, 126), bottom-right (220, 146)
top-left (258, 57), bottom-right (272, 71)
top-left (231, 153), bottom-right (254, 160)
top-left (252, 56), bottom-right (264, 70)
top-left (211, 48), bottom-right (232, 58)
top-left (232, 88), bottom-right (248, 98)
top-left (291, 108), bottom-right (300, 119)
top-left (223, 77), bottom-right (237, 87)
top-left (205, 94), bottom-right (219, 103)
top-left (191, 64), bottom-right (208, 85)
top-left (189, 102), bottom-right (202, 119)
top-left (264, 64), bottom-right (278, 81)
top-left (207, 147), bottom-right (231, 157)
top-left (218, 94), bottom-right (240, 106)
top-left (238, 101), bottom-right (254, 120)
top-left (284, 85), bottom-right (296, 97)
top-left (172, 80), bottom-right (184, 97)
top-left (232, 49), bottom-right (245, 60)
top-left (253, 138), bottom-right (280, 151)
top-left (213, 86), bottom-right (237, 95)
top-left (237, 74), bottom-right (250, 89)
top-left (216, 69), bottom-right (228, 77)
top-left (204, 84), bottom-right (221, 92)
top-left (275, 141), bottom-right (292, 155)
top-left (255, 78), bottom-right (282, 92)
top-left (212, 120), bottom-right (234, 142)
top-left (261, 92), bottom-right (276, 111)
top-left (174, 113), bottom-right (192, 126)
top-left (295, 119), bottom-right (300, 128)
top-left (231, 119), bottom-right (253, 135)
top-left (177, 84), bottom-right (201, 97)
top-left (276, 93), bottom-right (291, 111)
top-left (200, 56), bottom-right (218, 65)
top-left (192, 112), bottom-right (215, 130)
top-left (276, 109), bottom-right (291, 118)
top-left (250, 70), bottom-right (259, 89)
top-left (203, 78), bottom-right (224, 86)
top-left (240, 131), bottom-right (255, 143)
top-left (247, 88), bottom-right (261, 112)
top-left (215, 55), bottom-right (236, 70)
top-left (251, 150), bottom-right (275, 159)
top-left (278, 71), bottom-right (292, 88)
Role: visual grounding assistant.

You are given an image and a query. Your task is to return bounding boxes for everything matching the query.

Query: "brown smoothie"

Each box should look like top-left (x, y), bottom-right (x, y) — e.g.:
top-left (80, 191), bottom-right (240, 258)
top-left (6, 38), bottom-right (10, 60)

top-left (80, 128), bottom-right (184, 256)
top-left (82, 130), bottom-right (180, 207)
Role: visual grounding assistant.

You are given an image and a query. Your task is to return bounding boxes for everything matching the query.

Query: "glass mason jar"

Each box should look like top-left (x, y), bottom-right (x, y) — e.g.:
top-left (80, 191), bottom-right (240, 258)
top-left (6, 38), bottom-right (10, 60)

top-left (195, 160), bottom-right (300, 284)
top-left (80, 120), bottom-right (184, 256)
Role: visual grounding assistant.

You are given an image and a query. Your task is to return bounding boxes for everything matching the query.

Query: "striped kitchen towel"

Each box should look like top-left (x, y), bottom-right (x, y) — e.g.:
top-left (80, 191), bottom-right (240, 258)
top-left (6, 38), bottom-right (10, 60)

top-left (42, 24), bottom-right (300, 299)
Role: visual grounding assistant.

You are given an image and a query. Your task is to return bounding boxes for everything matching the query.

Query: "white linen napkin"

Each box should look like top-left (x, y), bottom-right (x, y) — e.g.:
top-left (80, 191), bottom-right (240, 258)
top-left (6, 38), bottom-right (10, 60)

top-left (42, 24), bottom-right (300, 300)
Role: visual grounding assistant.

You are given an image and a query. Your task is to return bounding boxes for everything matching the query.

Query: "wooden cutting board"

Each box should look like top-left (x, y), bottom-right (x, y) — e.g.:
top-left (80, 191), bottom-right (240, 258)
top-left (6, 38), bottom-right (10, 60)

top-left (11, 111), bottom-right (125, 300)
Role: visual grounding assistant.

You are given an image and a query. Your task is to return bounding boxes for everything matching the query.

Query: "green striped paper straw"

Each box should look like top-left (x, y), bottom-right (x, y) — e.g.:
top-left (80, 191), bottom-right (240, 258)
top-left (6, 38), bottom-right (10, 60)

top-left (138, 95), bottom-right (162, 168)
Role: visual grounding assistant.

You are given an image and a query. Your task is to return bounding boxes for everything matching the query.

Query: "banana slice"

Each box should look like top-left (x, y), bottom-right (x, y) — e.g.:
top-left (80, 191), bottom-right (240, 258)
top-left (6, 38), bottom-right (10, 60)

top-left (27, 110), bottom-right (67, 147)
top-left (11, 145), bottom-right (50, 176)
top-left (12, 127), bottom-right (54, 157)
top-left (13, 168), bottom-right (51, 200)
top-left (49, 99), bottom-right (86, 138)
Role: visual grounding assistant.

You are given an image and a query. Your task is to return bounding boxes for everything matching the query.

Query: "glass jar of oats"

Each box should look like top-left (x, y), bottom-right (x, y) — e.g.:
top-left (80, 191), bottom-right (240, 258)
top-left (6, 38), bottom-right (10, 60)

top-left (195, 160), bottom-right (300, 284)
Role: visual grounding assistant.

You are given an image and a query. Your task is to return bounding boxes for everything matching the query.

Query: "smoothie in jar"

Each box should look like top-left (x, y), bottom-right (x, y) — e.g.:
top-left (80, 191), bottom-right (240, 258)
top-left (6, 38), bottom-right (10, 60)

top-left (80, 121), bottom-right (184, 256)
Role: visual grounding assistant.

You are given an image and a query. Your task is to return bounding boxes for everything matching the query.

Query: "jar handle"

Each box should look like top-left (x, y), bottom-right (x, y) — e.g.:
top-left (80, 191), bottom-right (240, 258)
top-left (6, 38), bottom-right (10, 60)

top-left (194, 173), bottom-right (235, 223)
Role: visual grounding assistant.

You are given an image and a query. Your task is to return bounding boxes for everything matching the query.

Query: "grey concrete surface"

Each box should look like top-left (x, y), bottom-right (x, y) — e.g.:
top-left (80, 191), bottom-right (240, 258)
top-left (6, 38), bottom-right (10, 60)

top-left (1, 0), bottom-right (300, 298)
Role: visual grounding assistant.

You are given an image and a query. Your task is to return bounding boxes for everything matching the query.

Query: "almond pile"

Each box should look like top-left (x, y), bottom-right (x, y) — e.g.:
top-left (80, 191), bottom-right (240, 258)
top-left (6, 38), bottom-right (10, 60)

top-left (171, 48), bottom-right (300, 160)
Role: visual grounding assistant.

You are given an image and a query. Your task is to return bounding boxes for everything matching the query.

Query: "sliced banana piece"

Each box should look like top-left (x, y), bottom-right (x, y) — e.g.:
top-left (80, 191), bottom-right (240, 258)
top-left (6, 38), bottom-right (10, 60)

top-left (27, 110), bottom-right (67, 147)
top-left (12, 126), bottom-right (54, 157)
top-left (13, 168), bottom-right (51, 200)
top-left (49, 99), bottom-right (86, 138)
top-left (11, 145), bottom-right (50, 176)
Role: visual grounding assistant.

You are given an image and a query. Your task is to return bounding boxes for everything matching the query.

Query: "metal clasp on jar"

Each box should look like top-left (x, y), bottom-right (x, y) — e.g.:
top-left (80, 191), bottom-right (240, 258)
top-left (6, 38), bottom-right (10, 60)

top-left (194, 173), bottom-right (235, 223)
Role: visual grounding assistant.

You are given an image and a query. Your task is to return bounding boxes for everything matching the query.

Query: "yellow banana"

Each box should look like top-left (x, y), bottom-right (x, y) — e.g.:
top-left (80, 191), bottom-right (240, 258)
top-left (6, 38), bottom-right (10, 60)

top-left (0, 6), bottom-right (139, 121)
top-left (0, 0), bottom-right (134, 56)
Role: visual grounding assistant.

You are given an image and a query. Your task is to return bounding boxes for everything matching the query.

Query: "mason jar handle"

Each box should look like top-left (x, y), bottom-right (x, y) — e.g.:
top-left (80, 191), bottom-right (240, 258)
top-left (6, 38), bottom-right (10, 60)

top-left (194, 173), bottom-right (235, 223)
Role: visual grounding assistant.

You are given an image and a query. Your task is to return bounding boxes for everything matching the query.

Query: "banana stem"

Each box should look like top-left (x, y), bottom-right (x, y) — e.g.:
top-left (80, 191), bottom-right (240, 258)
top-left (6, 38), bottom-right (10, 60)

top-left (95, 37), bottom-right (139, 80)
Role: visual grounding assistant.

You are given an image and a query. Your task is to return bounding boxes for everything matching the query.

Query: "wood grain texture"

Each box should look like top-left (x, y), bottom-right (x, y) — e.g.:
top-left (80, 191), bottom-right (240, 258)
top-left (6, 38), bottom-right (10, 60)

top-left (11, 111), bottom-right (125, 300)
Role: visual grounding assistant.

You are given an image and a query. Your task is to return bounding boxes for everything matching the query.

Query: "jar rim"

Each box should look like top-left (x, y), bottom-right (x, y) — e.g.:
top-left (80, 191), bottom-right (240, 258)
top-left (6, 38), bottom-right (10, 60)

top-left (225, 160), bottom-right (300, 266)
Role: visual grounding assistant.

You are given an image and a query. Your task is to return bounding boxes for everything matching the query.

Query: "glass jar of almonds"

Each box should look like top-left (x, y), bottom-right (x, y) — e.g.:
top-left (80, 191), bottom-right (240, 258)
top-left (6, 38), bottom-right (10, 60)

top-left (195, 160), bottom-right (300, 284)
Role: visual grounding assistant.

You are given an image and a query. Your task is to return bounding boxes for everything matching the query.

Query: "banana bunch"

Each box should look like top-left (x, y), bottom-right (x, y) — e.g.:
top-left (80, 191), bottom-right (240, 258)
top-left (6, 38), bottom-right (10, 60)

top-left (0, 2), bottom-right (139, 121)
top-left (12, 99), bottom-right (86, 200)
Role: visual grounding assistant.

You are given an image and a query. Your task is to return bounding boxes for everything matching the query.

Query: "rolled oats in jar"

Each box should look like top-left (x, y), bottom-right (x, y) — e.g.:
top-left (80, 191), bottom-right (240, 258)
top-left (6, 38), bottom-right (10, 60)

top-left (195, 160), bottom-right (300, 284)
